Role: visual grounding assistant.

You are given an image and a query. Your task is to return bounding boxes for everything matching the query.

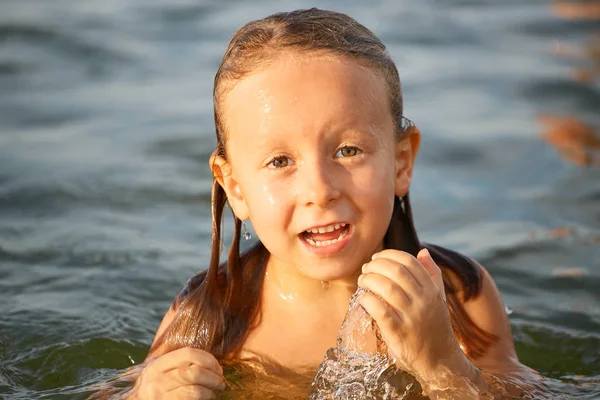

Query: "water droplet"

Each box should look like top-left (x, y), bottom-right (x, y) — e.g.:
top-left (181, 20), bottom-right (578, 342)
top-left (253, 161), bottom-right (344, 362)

top-left (320, 280), bottom-right (330, 290)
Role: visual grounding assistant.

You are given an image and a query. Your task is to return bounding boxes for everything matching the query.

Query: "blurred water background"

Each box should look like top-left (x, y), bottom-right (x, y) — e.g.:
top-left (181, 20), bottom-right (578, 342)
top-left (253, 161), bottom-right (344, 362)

top-left (0, 0), bottom-right (599, 398)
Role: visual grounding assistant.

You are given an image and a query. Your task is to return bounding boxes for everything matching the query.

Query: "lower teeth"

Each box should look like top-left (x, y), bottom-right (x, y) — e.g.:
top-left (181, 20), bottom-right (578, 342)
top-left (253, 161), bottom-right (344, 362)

top-left (305, 229), bottom-right (347, 247)
top-left (307, 238), bottom-right (339, 247)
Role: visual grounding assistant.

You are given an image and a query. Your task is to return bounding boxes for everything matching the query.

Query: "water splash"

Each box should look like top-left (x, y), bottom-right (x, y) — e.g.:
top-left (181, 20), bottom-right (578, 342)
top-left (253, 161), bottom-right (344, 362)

top-left (310, 288), bottom-right (420, 399)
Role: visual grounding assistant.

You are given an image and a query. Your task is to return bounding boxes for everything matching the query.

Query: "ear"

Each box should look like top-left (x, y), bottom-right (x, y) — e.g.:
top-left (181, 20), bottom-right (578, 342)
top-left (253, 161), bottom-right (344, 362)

top-left (209, 151), bottom-right (250, 221)
top-left (394, 125), bottom-right (421, 197)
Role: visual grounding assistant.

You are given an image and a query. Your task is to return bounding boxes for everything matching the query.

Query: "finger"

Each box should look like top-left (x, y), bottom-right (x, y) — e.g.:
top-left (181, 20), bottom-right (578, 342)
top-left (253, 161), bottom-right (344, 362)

top-left (167, 385), bottom-right (218, 399)
top-left (416, 248), bottom-right (440, 279)
top-left (359, 291), bottom-right (403, 332)
top-left (372, 249), bottom-right (432, 284)
top-left (416, 248), bottom-right (446, 302)
top-left (158, 348), bottom-right (224, 376)
top-left (358, 271), bottom-right (412, 309)
top-left (362, 257), bottom-right (423, 295)
top-left (172, 365), bottom-right (227, 391)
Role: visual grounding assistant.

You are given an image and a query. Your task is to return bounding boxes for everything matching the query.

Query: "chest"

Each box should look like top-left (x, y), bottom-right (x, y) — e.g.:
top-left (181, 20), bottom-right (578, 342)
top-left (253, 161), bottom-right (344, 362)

top-left (240, 301), bottom-right (346, 369)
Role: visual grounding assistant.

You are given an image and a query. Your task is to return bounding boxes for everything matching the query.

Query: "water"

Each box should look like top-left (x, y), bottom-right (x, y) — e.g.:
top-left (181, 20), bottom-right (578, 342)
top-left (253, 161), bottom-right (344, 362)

top-left (311, 349), bottom-right (415, 400)
top-left (1, 0), bottom-right (599, 399)
top-left (311, 289), bottom-right (418, 399)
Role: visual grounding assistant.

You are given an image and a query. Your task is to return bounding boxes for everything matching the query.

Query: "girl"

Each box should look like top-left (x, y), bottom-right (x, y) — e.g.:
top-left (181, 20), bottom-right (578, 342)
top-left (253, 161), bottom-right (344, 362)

top-left (120, 8), bottom-right (542, 399)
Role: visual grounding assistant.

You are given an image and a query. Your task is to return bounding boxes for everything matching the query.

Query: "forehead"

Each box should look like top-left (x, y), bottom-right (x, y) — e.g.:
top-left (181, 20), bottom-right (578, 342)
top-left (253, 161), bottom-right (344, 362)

top-left (221, 55), bottom-right (392, 142)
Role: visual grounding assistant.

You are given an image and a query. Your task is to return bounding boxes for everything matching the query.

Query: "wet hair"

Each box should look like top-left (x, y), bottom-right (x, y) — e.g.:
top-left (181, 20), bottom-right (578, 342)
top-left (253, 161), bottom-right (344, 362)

top-left (150, 8), bottom-right (497, 363)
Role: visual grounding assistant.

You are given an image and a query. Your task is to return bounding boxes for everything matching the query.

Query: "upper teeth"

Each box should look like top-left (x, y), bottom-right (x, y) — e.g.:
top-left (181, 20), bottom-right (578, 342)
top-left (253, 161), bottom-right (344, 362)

top-left (306, 223), bottom-right (346, 234)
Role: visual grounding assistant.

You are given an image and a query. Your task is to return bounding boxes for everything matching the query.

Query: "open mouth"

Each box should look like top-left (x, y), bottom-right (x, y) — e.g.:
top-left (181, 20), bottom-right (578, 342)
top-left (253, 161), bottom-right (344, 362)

top-left (300, 223), bottom-right (351, 247)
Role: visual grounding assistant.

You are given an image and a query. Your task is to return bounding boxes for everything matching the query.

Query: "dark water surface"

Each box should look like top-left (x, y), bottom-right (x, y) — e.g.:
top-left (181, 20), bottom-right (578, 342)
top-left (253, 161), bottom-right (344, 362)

top-left (1, 0), bottom-right (599, 399)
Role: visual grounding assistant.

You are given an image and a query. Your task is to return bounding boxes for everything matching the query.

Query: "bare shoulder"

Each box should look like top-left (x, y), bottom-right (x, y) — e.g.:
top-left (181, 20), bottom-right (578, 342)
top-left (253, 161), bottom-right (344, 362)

top-left (145, 272), bottom-right (207, 360)
top-left (459, 261), bottom-right (524, 373)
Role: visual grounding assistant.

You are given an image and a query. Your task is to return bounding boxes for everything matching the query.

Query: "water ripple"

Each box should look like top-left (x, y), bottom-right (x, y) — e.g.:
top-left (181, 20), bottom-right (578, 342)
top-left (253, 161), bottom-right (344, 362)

top-left (0, 24), bottom-right (132, 64)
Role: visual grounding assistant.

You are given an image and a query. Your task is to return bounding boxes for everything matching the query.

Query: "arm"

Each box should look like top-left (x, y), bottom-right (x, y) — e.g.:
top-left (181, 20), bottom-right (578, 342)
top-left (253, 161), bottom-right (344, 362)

top-left (455, 263), bottom-right (545, 395)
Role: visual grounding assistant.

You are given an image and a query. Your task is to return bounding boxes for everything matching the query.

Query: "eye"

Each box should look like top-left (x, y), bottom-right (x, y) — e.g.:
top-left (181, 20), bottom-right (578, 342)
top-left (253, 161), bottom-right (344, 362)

top-left (336, 146), bottom-right (361, 158)
top-left (267, 155), bottom-right (292, 169)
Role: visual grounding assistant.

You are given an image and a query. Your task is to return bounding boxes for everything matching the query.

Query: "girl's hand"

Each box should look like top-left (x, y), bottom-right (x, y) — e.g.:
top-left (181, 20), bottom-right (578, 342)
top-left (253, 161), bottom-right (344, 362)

top-left (129, 348), bottom-right (226, 400)
top-left (358, 248), bottom-right (467, 382)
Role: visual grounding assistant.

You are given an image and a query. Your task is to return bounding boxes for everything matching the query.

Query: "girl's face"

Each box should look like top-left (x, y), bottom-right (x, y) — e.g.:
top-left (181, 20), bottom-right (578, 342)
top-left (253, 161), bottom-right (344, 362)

top-left (215, 55), bottom-right (419, 282)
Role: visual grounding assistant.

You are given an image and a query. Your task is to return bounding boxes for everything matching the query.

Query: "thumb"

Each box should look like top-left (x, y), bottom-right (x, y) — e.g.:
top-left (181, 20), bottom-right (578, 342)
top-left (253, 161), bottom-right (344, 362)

top-left (417, 248), bottom-right (446, 302)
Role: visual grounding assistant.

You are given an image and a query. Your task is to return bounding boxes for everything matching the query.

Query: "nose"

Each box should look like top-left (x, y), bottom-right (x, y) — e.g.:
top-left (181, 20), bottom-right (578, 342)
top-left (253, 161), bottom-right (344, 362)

top-left (296, 160), bottom-right (341, 208)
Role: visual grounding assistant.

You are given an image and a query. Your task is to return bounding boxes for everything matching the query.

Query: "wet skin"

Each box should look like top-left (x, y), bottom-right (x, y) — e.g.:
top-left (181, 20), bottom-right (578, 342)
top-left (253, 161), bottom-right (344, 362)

top-left (130, 55), bottom-right (543, 398)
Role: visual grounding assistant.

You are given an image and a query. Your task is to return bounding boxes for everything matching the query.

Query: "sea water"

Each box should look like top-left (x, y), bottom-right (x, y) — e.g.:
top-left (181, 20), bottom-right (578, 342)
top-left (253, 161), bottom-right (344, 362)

top-left (310, 288), bottom-right (421, 399)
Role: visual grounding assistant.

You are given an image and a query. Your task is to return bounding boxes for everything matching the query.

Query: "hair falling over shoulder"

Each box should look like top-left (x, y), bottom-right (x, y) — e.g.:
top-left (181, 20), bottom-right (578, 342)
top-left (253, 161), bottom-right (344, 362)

top-left (149, 8), bottom-right (497, 363)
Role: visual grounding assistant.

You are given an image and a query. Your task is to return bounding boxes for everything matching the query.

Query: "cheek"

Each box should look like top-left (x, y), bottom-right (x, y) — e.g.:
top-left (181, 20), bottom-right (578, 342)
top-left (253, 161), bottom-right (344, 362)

top-left (242, 178), bottom-right (292, 231)
top-left (348, 157), bottom-right (396, 232)
top-left (351, 157), bottom-right (396, 201)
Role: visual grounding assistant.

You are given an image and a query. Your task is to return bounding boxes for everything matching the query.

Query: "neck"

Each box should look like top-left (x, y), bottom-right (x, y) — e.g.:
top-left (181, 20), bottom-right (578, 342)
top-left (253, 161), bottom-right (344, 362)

top-left (263, 254), bottom-right (361, 307)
